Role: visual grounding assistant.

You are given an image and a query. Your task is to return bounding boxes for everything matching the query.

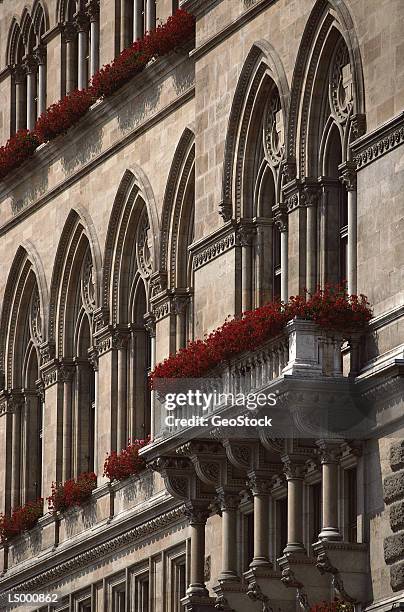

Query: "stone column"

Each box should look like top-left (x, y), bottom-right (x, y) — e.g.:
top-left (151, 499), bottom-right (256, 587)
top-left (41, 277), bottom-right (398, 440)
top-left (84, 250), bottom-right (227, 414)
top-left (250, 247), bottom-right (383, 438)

top-left (0, 392), bottom-right (12, 515)
top-left (174, 296), bottom-right (188, 351)
top-left (255, 223), bottom-right (272, 306)
top-left (24, 56), bottom-right (37, 131)
top-left (145, 0), bottom-right (156, 32)
top-left (239, 226), bottom-right (255, 313)
top-left (114, 331), bottom-right (129, 451)
top-left (89, 348), bottom-right (99, 474)
top-left (10, 394), bottom-right (23, 509)
top-left (133, 0), bottom-right (144, 41)
top-left (64, 22), bottom-right (77, 94)
top-left (76, 13), bottom-right (89, 90)
top-left (88, 1), bottom-right (100, 77)
top-left (282, 457), bottom-right (305, 553)
top-left (248, 475), bottom-right (271, 567)
top-left (185, 504), bottom-right (210, 596)
top-left (61, 364), bottom-right (74, 482)
top-left (275, 213), bottom-right (288, 302)
top-left (217, 491), bottom-right (240, 581)
top-left (34, 46), bottom-right (46, 117)
top-left (120, 0), bottom-right (131, 50)
top-left (304, 186), bottom-right (319, 295)
top-left (340, 162), bottom-right (357, 295)
top-left (145, 316), bottom-right (156, 438)
top-left (317, 440), bottom-right (342, 541)
top-left (14, 66), bottom-right (26, 132)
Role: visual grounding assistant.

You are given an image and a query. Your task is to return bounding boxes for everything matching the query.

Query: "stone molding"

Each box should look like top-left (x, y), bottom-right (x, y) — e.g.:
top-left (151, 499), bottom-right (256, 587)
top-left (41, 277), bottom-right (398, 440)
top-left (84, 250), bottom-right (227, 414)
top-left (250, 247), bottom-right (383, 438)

top-left (352, 111), bottom-right (404, 170)
top-left (0, 504), bottom-right (186, 595)
top-left (191, 223), bottom-right (237, 271)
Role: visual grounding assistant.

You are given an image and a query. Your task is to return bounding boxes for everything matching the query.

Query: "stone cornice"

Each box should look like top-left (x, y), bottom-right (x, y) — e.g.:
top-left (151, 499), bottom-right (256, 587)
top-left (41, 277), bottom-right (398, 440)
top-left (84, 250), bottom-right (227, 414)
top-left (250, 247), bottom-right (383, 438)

top-left (352, 111), bottom-right (404, 170)
top-left (188, 0), bottom-right (278, 61)
top-left (190, 221), bottom-right (238, 271)
top-left (0, 500), bottom-right (186, 595)
top-left (0, 53), bottom-right (195, 235)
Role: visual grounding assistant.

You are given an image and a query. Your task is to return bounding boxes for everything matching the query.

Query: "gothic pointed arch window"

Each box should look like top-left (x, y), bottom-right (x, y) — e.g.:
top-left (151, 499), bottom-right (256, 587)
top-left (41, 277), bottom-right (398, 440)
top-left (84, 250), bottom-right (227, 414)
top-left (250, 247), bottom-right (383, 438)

top-left (288, 0), bottom-right (366, 294)
top-left (0, 249), bottom-right (46, 512)
top-left (102, 170), bottom-right (158, 450)
top-left (49, 214), bottom-right (99, 479)
top-left (222, 47), bottom-right (289, 311)
top-left (161, 128), bottom-right (195, 353)
top-left (7, 3), bottom-right (48, 134)
top-left (59, 0), bottom-right (100, 94)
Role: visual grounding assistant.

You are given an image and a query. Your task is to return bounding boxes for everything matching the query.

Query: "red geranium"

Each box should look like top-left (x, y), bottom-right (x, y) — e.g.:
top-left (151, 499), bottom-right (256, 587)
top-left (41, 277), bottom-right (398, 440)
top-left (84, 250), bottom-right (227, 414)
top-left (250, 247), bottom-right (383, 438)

top-left (47, 472), bottom-right (97, 513)
top-left (0, 10), bottom-right (195, 180)
top-left (104, 438), bottom-right (149, 482)
top-left (310, 600), bottom-right (354, 612)
top-left (0, 498), bottom-right (43, 544)
top-left (0, 130), bottom-right (40, 179)
top-left (150, 284), bottom-right (372, 384)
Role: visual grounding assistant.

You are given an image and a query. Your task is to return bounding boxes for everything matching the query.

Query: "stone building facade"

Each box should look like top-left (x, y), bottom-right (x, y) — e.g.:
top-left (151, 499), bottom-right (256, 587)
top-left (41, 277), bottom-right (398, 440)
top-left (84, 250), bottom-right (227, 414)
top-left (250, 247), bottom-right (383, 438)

top-left (0, 0), bottom-right (403, 610)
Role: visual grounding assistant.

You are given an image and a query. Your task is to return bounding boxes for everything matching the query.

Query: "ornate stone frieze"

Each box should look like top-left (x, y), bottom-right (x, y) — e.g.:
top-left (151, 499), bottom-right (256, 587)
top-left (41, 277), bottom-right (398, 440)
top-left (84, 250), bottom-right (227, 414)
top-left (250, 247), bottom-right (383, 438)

top-left (192, 228), bottom-right (237, 271)
top-left (1, 506), bottom-right (186, 595)
top-left (352, 111), bottom-right (404, 170)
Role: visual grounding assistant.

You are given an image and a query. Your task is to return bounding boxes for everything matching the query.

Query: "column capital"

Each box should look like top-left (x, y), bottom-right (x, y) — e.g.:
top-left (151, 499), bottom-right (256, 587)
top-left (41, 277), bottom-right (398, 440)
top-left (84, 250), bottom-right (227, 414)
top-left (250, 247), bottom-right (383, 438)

top-left (23, 54), bottom-right (37, 75)
top-left (62, 21), bottom-right (77, 43)
top-left (215, 489), bottom-right (240, 512)
top-left (184, 501), bottom-right (210, 526)
top-left (87, 0), bottom-right (100, 21)
top-left (316, 439), bottom-right (342, 464)
top-left (247, 472), bottom-right (271, 496)
top-left (111, 329), bottom-right (130, 350)
top-left (13, 64), bottom-right (26, 84)
top-left (144, 313), bottom-right (156, 338)
top-left (339, 161), bottom-right (357, 191)
top-left (33, 44), bottom-right (46, 66)
top-left (282, 455), bottom-right (306, 480)
top-left (172, 293), bottom-right (190, 316)
top-left (237, 225), bottom-right (256, 247)
top-left (74, 11), bottom-right (89, 32)
top-left (88, 347), bottom-right (99, 371)
top-left (59, 362), bottom-right (75, 382)
top-left (274, 210), bottom-right (288, 233)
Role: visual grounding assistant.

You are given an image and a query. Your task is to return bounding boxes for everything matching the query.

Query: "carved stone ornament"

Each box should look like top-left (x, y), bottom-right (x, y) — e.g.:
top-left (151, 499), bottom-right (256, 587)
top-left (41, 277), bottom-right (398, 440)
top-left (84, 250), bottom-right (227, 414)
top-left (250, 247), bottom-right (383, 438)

top-left (136, 208), bottom-right (153, 278)
top-left (30, 286), bottom-right (43, 345)
top-left (263, 90), bottom-right (284, 167)
top-left (330, 39), bottom-right (353, 123)
top-left (81, 249), bottom-right (96, 313)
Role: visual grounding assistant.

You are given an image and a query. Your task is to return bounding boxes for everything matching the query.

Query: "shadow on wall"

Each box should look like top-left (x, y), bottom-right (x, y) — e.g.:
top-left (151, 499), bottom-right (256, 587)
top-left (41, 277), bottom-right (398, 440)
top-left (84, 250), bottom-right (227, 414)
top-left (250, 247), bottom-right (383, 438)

top-left (61, 124), bottom-right (104, 176)
top-left (10, 165), bottom-right (49, 216)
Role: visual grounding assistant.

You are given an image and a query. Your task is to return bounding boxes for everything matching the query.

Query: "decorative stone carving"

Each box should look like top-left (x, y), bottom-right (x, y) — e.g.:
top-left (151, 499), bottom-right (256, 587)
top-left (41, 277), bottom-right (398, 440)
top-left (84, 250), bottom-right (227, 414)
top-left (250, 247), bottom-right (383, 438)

top-left (339, 161), bottom-right (357, 192)
top-left (246, 578), bottom-right (273, 612)
top-left (30, 286), bottom-right (43, 346)
top-left (81, 249), bottom-right (96, 313)
top-left (193, 231), bottom-right (236, 270)
top-left (263, 91), bottom-right (284, 167)
top-left (136, 208), bottom-right (153, 278)
top-left (330, 39), bottom-right (353, 123)
top-left (237, 225), bottom-right (256, 247)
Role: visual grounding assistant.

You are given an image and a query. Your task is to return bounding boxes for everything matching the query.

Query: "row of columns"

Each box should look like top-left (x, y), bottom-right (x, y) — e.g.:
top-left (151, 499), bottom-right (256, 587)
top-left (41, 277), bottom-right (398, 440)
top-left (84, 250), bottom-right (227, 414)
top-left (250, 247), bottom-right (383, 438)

top-left (64, 3), bottom-right (100, 95)
top-left (120, 0), bottom-right (156, 51)
top-left (14, 47), bottom-right (46, 132)
top-left (185, 441), bottom-right (343, 596)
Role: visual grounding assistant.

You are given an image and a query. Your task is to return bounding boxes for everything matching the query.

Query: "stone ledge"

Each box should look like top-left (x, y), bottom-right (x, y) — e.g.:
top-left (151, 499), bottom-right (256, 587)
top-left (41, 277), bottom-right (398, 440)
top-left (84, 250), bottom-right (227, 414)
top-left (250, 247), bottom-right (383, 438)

top-left (384, 470), bottom-right (404, 504)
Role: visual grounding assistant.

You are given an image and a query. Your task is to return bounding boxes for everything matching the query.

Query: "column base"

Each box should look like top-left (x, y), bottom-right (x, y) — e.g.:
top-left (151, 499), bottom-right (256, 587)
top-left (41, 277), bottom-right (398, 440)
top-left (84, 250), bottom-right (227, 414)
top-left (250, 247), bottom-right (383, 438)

top-left (318, 527), bottom-right (342, 541)
top-left (218, 569), bottom-right (240, 582)
top-left (249, 556), bottom-right (272, 569)
top-left (186, 583), bottom-right (209, 597)
top-left (283, 542), bottom-right (306, 554)
top-left (182, 593), bottom-right (217, 612)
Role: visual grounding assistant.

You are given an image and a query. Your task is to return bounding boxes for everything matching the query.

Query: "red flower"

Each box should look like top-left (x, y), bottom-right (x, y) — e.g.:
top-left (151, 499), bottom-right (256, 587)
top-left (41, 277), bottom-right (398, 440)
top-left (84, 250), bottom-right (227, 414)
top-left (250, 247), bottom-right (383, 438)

top-left (0, 130), bottom-right (40, 179)
top-left (104, 437), bottom-right (150, 482)
top-left (0, 10), bottom-right (195, 180)
top-left (150, 284), bottom-right (372, 384)
top-left (0, 498), bottom-right (43, 544)
top-left (309, 600), bottom-right (354, 612)
top-left (47, 472), bottom-right (97, 513)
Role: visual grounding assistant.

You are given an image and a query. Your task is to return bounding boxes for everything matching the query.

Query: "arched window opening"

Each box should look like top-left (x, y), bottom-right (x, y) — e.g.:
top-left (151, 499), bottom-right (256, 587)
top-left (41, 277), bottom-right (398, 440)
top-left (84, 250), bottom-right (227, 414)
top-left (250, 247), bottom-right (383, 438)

top-left (0, 257), bottom-right (45, 511)
top-left (8, 5), bottom-right (47, 134)
top-left (242, 80), bottom-right (285, 310)
top-left (61, 0), bottom-right (100, 94)
top-left (119, 0), bottom-right (156, 51)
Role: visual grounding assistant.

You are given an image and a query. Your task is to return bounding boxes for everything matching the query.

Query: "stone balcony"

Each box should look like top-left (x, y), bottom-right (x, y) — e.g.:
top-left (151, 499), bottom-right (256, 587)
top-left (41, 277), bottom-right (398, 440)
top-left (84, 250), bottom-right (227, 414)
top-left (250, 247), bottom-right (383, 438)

top-left (142, 318), bottom-right (372, 610)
